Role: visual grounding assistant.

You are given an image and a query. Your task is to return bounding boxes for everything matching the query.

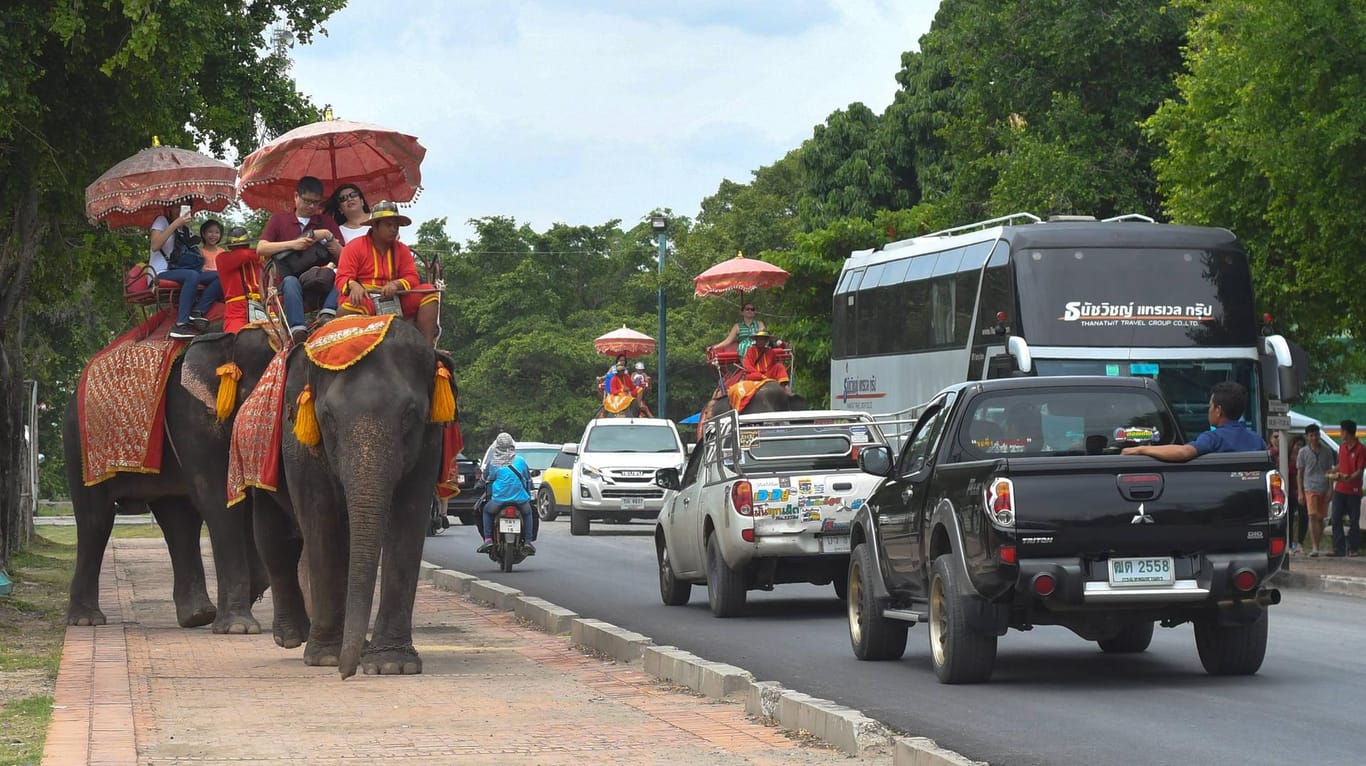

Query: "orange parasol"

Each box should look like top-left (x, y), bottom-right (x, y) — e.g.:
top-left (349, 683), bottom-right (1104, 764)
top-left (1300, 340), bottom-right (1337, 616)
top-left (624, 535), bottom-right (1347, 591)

top-left (594, 326), bottom-right (656, 357)
top-left (237, 115), bottom-right (426, 211)
top-left (85, 141), bottom-right (237, 228)
top-left (693, 251), bottom-right (790, 297)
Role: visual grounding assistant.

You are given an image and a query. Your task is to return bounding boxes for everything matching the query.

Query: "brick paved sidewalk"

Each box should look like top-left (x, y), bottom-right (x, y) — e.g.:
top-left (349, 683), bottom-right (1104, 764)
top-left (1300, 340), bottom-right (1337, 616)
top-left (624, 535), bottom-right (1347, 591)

top-left (43, 538), bottom-right (889, 766)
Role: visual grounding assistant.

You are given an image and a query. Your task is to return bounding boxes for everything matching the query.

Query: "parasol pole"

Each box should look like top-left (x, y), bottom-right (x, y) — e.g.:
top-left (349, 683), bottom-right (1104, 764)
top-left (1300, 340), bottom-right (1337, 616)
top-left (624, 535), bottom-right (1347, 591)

top-left (651, 216), bottom-right (669, 418)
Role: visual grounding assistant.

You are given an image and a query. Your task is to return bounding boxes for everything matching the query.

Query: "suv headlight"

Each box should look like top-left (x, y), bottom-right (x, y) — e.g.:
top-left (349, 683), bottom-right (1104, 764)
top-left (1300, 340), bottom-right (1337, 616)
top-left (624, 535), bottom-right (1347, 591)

top-left (580, 463), bottom-right (604, 481)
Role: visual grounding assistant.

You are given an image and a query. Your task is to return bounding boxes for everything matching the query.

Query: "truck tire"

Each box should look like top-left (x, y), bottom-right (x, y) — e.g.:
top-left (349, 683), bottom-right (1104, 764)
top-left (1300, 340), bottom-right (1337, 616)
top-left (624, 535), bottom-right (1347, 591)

top-left (1194, 609), bottom-right (1268, 675)
top-left (570, 506), bottom-right (591, 536)
top-left (1097, 621), bottom-right (1155, 654)
top-left (705, 534), bottom-right (747, 617)
top-left (657, 543), bottom-right (691, 606)
top-left (536, 486), bottom-right (559, 522)
top-left (929, 555), bottom-right (997, 684)
top-left (847, 544), bottom-right (907, 661)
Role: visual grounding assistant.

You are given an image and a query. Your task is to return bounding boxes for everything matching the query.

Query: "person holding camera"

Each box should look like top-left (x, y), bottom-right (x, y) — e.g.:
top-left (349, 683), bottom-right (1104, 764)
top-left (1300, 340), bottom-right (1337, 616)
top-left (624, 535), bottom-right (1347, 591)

top-left (150, 205), bottom-right (223, 340)
top-left (256, 176), bottom-right (343, 343)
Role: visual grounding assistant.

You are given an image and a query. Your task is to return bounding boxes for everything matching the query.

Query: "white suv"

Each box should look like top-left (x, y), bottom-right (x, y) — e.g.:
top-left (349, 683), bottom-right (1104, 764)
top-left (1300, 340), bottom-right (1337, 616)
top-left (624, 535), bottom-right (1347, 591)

top-left (566, 418), bottom-right (686, 536)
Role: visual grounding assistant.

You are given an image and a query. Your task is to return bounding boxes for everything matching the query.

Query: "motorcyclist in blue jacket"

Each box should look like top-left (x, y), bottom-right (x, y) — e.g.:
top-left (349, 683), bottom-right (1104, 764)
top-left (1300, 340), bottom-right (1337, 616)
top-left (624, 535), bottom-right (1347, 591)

top-left (478, 432), bottom-right (537, 554)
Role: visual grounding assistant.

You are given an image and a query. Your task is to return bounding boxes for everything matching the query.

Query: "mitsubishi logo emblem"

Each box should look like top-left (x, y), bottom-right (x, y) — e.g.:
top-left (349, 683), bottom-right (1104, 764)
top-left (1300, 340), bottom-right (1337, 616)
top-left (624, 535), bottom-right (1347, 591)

top-left (1131, 503), bottom-right (1154, 525)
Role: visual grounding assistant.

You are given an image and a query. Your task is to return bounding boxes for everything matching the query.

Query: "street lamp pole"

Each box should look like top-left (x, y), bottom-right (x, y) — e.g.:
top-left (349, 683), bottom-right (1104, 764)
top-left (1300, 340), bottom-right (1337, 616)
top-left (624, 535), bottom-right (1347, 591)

top-left (651, 215), bottom-right (669, 418)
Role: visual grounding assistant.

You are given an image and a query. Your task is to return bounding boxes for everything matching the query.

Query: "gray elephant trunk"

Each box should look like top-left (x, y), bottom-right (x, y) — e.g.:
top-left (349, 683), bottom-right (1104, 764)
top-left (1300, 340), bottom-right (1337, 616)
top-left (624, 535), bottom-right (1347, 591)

top-left (338, 488), bottom-right (390, 678)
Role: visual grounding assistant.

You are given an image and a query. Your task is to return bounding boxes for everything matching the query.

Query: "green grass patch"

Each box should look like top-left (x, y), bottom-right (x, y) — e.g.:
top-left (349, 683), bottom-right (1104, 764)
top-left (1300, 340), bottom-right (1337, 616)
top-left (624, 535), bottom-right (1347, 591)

top-left (0, 694), bottom-right (54, 766)
top-left (36, 523), bottom-right (169, 547)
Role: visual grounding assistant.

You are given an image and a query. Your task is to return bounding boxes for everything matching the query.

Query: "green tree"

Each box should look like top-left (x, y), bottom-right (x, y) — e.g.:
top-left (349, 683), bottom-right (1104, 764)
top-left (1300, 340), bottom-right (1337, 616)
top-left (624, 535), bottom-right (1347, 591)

top-left (1146, 0), bottom-right (1366, 393)
top-left (907, 0), bottom-right (1191, 221)
top-left (0, 1), bottom-right (344, 568)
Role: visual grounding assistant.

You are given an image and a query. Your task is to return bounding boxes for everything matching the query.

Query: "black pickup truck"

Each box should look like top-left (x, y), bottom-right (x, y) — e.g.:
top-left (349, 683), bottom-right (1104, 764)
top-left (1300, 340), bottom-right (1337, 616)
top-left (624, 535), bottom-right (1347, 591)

top-left (847, 376), bottom-right (1288, 683)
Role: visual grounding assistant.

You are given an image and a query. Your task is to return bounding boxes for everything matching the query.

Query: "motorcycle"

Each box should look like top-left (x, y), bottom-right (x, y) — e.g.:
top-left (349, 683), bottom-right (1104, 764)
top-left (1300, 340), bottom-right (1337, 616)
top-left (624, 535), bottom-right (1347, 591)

top-left (488, 502), bottom-right (529, 572)
top-left (427, 495), bottom-right (450, 537)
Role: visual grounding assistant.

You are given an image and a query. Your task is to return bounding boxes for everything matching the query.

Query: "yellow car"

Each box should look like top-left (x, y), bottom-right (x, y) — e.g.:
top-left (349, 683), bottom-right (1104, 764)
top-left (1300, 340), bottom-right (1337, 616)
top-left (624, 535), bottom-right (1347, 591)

top-left (535, 446), bottom-right (576, 522)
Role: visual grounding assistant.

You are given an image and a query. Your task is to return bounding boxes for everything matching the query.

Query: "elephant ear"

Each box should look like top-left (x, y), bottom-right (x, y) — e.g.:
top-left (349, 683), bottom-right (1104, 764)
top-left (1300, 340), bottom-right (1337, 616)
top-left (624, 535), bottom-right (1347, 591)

top-left (181, 333), bottom-right (240, 416)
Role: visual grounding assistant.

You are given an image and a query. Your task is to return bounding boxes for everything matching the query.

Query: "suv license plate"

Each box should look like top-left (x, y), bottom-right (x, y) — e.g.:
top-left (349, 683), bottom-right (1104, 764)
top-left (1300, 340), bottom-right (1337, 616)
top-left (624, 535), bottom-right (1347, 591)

top-left (821, 535), bottom-right (851, 554)
top-left (621, 496), bottom-right (645, 510)
top-left (1108, 556), bottom-right (1174, 586)
top-left (498, 517), bottom-right (522, 534)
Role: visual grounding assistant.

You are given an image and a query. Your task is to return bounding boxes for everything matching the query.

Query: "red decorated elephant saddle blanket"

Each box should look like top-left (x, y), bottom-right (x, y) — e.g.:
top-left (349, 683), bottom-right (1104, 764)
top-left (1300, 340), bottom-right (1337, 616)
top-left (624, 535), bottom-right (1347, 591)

top-left (726, 377), bottom-right (775, 413)
top-left (78, 308), bottom-right (186, 485)
top-left (303, 314), bottom-right (394, 370)
top-left (437, 421), bottom-right (464, 499)
top-left (226, 347), bottom-right (289, 507)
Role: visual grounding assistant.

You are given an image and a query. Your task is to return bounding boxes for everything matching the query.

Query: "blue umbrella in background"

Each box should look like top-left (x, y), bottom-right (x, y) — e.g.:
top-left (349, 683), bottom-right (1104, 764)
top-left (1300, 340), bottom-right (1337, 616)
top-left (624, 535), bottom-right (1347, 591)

top-left (680, 412), bottom-right (701, 425)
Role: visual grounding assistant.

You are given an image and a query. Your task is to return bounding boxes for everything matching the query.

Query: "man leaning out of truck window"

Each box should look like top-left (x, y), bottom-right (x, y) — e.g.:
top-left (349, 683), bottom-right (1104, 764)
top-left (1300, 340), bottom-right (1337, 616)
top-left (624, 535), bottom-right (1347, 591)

top-left (1122, 382), bottom-right (1264, 462)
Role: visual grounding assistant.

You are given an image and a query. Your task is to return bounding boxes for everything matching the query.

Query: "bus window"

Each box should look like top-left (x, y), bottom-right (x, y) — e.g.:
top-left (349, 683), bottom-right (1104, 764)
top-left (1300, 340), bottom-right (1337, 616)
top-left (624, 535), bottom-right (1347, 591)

top-left (930, 277), bottom-right (956, 346)
top-left (931, 247), bottom-right (966, 277)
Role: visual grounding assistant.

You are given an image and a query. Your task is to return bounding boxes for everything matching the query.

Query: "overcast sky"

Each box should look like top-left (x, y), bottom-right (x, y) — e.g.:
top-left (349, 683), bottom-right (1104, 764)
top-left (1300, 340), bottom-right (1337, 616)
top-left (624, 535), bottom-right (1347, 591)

top-left (288, 0), bottom-right (940, 241)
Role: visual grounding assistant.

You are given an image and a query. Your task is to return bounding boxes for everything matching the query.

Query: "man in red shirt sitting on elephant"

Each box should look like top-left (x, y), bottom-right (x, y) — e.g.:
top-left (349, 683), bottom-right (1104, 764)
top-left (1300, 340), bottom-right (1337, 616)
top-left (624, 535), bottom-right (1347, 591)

top-left (334, 200), bottom-right (439, 343)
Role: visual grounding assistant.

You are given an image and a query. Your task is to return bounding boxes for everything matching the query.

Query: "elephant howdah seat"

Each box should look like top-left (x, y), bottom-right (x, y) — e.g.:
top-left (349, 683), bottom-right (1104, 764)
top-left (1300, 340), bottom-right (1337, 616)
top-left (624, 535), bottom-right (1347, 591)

top-left (706, 340), bottom-right (792, 398)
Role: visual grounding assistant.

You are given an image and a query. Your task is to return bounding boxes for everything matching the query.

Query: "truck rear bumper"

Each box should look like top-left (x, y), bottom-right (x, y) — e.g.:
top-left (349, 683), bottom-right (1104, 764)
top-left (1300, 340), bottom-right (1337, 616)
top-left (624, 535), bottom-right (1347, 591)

top-left (1017, 551), bottom-right (1273, 607)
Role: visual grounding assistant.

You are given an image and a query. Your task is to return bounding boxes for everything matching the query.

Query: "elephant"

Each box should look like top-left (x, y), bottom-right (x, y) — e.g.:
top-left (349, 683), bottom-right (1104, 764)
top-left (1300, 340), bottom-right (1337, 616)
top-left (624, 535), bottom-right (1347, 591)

top-left (252, 317), bottom-right (452, 678)
top-left (695, 381), bottom-right (805, 439)
top-left (63, 325), bottom-right (279, 633)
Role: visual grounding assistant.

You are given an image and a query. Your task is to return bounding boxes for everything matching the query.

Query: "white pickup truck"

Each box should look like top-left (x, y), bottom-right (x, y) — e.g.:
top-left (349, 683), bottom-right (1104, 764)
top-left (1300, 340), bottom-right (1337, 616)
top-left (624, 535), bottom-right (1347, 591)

top-left (652, 409), bottom-right (890, 617)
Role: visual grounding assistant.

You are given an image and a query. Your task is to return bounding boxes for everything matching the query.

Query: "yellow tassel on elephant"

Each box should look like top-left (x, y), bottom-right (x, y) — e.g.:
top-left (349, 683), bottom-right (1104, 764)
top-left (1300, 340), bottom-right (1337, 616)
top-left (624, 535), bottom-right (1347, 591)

top-left (430, 365), bottom-right (456, 423)
top-left (215, 362), bottom-right (242, 423)
top-left (294, 385), bottom-right (321, 446)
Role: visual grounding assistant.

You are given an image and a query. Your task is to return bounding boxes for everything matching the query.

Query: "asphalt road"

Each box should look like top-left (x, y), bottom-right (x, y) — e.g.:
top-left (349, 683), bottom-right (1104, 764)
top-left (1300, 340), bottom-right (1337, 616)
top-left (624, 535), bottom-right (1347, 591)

top-left (425, 518), bottom-right (1366, 766)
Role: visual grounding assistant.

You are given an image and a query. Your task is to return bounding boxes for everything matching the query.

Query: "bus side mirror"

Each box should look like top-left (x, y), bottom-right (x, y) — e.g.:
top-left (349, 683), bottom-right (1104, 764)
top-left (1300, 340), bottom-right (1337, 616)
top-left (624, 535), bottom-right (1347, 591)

top-left (1278, 365), bottom-right (1299, 403)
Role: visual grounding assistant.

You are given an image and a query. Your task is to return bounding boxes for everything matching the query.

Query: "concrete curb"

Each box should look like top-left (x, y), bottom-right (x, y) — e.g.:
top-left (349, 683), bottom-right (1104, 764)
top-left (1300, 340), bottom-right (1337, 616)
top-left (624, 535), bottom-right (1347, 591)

top-left (421, 561), bottom-right (982, 762)
top-left (1271, 569), bottom-right (1366, 599)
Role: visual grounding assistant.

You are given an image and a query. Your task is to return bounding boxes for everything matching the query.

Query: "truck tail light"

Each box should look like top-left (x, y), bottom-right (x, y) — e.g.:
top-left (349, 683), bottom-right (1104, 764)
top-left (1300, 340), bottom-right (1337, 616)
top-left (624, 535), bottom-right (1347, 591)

top-left (1269, 537), bottom-right (1286, 557)
top-left (731, 481), bottom-right (753, 516)
top-left (1032, 572), bottom-right (1055, 596)
top-left (1267, 470), bottom-right (1287, 522)
top-left (984, 477), bottom-right (1015, 527)
top-left (1233, 569), bottom-right (1258, 593)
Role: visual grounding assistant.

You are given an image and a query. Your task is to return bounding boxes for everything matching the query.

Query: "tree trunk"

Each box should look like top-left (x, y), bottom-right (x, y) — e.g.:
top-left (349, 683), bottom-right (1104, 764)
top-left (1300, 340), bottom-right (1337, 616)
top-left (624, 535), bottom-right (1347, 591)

top-left (0, 186), bottom-right (41, 571)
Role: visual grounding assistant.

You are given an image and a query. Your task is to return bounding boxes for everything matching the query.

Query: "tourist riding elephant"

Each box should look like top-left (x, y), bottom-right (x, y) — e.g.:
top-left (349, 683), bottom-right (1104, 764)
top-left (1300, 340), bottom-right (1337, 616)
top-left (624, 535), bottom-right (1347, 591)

top-left (252, 317), bottom-right (453, 678)
top-left (694, 381), bottom-right (805, 439)
top-left (63, 324), bottom-right (278, 633)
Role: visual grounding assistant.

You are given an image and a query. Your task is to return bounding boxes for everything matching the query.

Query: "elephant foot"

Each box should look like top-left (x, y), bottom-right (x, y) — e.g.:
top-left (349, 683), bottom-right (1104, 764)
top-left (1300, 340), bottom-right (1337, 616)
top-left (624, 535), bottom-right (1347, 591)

top-left (304, 640), bottom-right (342, 667)
top-left (273, 614), bottom-right (311, 649)
top-left (361, 642), bottom-right (422, 675)
top-left (176, 599), bottom-right (217, 628)
top-left (66, 604), bottom-right (107, 627)
top-left (211, 613), bottom-right (262, 635)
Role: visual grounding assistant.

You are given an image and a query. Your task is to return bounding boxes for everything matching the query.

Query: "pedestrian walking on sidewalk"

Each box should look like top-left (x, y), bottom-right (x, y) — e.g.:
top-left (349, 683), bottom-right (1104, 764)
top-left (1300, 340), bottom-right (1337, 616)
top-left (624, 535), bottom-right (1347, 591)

top-left (1298, 425), bottom-right (1336, 557)
top-left (1326, 420), bottom-right (1365, 557)
top-left (1279, 434), bottom-right (1308, 553)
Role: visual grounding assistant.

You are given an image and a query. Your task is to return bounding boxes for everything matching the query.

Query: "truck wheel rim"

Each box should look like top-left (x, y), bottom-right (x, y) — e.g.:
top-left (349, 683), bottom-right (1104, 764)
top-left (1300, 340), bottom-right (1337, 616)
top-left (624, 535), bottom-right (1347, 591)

top-left (930, 575), bottom-right (947, 667)
top-left (848, 560), bottom-right (864, 645)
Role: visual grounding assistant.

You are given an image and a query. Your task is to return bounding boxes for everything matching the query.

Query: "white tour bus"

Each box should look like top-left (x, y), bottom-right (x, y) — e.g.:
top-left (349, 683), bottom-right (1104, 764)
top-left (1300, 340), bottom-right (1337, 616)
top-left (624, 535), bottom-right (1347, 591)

top-left (830, 213), bottom-right (1299, 444)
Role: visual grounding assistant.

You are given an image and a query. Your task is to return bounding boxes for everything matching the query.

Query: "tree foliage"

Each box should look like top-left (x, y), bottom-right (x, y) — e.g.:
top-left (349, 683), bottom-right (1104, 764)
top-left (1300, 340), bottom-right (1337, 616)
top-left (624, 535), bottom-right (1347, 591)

top-left (0, 0), bottom-right (343, 567)
top-left (1146, 0), bottom-right (1366, 392)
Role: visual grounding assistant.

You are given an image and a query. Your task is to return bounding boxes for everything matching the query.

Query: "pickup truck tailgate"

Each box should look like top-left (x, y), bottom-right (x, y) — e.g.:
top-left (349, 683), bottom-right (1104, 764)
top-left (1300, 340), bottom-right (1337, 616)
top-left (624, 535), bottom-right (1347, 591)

top-left (1005, 452), bottom-right (1276, 557)
top-left (748, 474), bottom-right (876, 554)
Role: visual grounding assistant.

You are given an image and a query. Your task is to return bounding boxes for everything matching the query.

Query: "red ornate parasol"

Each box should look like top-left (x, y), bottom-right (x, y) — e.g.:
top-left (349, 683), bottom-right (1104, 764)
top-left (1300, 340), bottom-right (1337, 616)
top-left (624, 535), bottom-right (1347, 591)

top-left (594, 325), bottom-right (656, 357)
top-left (693, 251), bottom-right (790, 297)
top-left (237, 114), bottom-right (426, 211)
top-left (85, 142), bottom-right (237, 228)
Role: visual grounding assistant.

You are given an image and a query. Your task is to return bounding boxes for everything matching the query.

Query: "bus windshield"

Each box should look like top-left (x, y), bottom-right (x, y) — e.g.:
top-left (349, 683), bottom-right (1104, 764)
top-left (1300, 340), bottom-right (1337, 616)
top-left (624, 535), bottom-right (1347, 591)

top-left (1032, 359), bottom-right (1258, 437)
top-left (1014, 247), bottom-right (1258, 347)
